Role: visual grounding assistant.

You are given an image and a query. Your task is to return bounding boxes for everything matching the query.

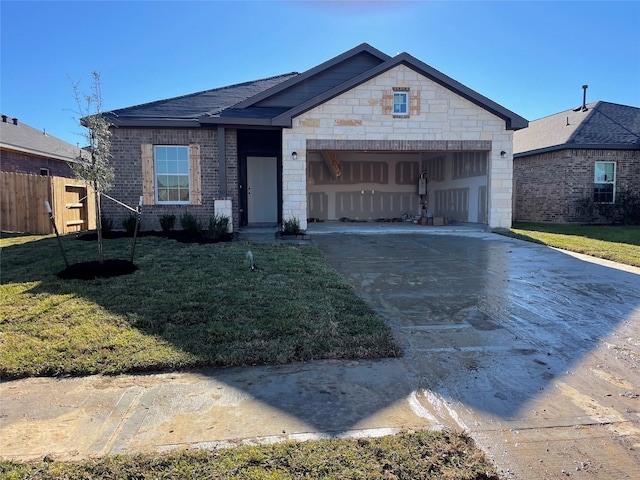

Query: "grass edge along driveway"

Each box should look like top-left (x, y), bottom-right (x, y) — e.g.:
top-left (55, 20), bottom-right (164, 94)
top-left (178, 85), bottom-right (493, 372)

top-left (500, 223), bottom-right (640, 267)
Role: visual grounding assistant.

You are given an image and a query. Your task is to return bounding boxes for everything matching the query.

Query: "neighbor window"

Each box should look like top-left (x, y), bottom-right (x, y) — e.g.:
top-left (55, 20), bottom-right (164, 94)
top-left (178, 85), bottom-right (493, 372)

top-left (393, 92), bottom-right (408, 115)
top-left (593, 161), bottom-right (616, 203)
top-left (155, 146), bottom-right (190, 203)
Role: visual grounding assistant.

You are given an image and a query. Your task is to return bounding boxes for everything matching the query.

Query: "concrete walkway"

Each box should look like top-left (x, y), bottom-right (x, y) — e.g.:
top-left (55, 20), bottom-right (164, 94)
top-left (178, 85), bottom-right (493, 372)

top-left (2, 226), bottom-right (639, 479)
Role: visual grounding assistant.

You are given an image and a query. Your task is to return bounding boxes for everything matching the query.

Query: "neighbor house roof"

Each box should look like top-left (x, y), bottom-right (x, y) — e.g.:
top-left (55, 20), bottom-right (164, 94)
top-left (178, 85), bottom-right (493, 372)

top-left (0, 115), bottom-right (83, 162)
top-left (105, 43), bottom-right (527, 131)
top-left (514, 101), bottom-right (640, 157)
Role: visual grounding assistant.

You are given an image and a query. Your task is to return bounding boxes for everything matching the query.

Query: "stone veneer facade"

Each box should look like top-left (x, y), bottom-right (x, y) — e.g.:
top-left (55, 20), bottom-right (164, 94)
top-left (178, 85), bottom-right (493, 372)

top-left (282, 65), bottom-right (513, 230)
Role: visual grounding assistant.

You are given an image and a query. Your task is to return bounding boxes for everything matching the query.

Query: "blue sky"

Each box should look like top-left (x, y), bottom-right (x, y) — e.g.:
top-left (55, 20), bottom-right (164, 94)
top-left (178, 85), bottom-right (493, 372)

top-left (1, 1), bottom-right (639, 146)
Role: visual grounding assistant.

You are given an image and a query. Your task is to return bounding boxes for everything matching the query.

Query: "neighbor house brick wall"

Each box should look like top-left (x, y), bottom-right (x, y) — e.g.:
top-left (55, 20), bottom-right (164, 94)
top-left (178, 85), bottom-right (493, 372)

top-left (0, 148), bottom-right (74, 177)
top-left (107, 127), bottom-right (239, 231)
top-left (283, 64), bottom-right (513, 230)
top-left (513, 148), bottom-right (640, 223)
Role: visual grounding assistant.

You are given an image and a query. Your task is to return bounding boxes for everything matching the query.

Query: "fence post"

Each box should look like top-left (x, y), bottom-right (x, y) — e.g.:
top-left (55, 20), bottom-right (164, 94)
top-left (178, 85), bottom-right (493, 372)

top-left (45, 201), bottom-right (69, 268)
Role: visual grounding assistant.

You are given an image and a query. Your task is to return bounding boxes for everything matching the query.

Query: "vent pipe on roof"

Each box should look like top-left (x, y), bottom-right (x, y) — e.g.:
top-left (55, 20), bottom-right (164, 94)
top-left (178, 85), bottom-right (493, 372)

top-left (581, 85), bottom-right (588, 112)
top-left (1, 115), bottom-right (7, 123)
top-left (12, 118), bottom-right (18, 125)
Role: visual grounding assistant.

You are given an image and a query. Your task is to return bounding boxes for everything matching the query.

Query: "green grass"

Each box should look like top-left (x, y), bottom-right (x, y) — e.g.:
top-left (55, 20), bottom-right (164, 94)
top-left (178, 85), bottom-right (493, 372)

top-left (501, 222), bottom-right (640, 267)
top-left (0, 430), bottom-right (499, 480)
top-left (0, 234), bottom-right (400, 379)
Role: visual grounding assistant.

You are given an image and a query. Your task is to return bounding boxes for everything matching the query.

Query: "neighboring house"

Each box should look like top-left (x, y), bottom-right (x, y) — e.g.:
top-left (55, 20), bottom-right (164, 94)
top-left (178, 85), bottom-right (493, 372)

top-left (513, 100), bottom-right (640, 223)
top-left (0, 115), bottom-right (96, 234)
top-left (0, 115), bottom-right (82, 177)
top-left (103, 43), bottom-right (527, 232)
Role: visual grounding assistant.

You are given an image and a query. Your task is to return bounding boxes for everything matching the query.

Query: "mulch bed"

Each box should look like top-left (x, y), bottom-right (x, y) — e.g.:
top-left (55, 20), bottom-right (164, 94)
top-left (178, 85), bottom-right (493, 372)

top-left (59, 230), bottom-right (234, 280)
top-left (76, 230), bottom-right (235, 244)
top-left (58, 259), bottom-right (138, 280)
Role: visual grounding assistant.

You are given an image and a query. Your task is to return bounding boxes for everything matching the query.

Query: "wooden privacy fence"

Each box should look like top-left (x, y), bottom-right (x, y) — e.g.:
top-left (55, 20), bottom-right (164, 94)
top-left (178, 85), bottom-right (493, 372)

top-left (1, 172), bottom-right (96, 235)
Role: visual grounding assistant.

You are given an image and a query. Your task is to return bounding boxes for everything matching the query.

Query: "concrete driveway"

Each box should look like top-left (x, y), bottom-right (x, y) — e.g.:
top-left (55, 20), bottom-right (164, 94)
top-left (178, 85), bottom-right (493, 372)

top-left (312, 227), bottom-right (640, 479)
top-left (1, 226), bottom-right (639, 479)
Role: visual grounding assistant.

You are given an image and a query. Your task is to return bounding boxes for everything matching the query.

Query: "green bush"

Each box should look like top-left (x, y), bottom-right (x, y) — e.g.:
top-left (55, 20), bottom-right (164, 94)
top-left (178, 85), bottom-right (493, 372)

top-left (159, 214), bottom-right (176, 232)
top-left (282, 216), bottom-right (302, 235)
top-left (206, 214), bottom-right (229, 240)
top-left (122, 213), bottom-right (138, 235)
top-left (101, 215), bottom-right (113, 232)
top-left (615, 188), bottom-right (640, 225)
top-left (180, 212), bottom-right (202, 234)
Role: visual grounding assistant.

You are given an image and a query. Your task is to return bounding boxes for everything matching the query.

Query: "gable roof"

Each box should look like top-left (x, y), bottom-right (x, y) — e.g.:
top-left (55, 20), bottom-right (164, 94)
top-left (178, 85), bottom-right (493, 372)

top-left (0, 115), bottom-right (83, 163)
top-left (514, 101), bottom-right (640, 157)
top-left (267, 51), bottom-right (527, 129)
top-left (105, 43), bottom-right (527, 131)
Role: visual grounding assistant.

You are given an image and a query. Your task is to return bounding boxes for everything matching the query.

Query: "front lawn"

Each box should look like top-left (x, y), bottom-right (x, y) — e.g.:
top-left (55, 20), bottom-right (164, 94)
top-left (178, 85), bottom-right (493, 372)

top-left (0, 234), bottom-right (400, 379)
top-left (502, 223), bottom-right (640, 267)
top-left (0, 430), bottom-right (499, 480)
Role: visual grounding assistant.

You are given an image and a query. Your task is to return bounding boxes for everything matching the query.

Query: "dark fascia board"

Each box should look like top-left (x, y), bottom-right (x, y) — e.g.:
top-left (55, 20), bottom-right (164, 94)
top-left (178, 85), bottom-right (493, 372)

top-left (198, 116), bottom-right (276, 127)
top-left (105, 117), bottom-right (202, 128)
top-left (272, 52), bottom-right (528, 130)
top-left (231, 43), bottom-right (391, 110)
top-left (514, 143), bottom-right (640, 158)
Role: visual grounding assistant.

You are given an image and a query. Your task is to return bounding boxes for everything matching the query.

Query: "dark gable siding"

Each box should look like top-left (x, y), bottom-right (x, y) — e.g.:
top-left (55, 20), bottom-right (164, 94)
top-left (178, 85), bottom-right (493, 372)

top-left (254, 52), bottom-right (385, 108)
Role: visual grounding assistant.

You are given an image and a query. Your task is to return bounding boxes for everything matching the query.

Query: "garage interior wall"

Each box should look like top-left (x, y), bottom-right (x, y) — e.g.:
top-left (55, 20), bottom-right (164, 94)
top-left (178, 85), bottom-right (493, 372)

top-left (307, 150), bottom-right (487, 223)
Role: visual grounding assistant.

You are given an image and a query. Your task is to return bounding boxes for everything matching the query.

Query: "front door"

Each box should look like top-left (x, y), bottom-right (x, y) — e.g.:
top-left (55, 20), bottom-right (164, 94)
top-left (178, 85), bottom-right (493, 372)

top-left (247, 156), bottom-right (278, 224)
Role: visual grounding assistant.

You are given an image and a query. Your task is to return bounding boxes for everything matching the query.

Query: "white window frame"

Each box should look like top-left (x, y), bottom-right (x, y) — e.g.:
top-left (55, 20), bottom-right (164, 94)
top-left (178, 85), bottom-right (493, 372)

top-left (593, 161), bottom-right (616, 203)
top-left (393, 92), bottom-right (408, 115)
top-left (154, 145), bottom-right (190, 205)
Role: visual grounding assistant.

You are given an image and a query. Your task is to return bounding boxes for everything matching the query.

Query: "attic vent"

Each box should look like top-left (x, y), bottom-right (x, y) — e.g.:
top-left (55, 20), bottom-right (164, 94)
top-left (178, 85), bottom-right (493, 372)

top-left (12, 117), bottom-right (18, 125)
top-left (573, 85), bottom-right (589, 112)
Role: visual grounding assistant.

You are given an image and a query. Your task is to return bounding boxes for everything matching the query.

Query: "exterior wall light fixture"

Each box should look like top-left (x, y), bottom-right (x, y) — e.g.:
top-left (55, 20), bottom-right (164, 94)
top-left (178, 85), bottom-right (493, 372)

top-left (500, 151), bottom-right (507, 158)
top-left (292, 151), bottom-right (298, 160)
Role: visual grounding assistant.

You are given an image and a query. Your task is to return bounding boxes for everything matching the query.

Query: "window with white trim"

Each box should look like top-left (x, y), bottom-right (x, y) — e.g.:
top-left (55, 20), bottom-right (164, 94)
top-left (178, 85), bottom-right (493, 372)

top-left (155, 145), bottom-right (190, 203)
top-left (593, 161), bottom-right (616, 203)
top-left (393, 92), bottom-right (408, 115)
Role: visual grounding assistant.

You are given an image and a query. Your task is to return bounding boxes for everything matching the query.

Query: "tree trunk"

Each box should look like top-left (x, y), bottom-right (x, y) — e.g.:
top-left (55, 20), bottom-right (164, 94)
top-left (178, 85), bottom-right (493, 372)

top-left (94, 185), bottom-right (104, 265)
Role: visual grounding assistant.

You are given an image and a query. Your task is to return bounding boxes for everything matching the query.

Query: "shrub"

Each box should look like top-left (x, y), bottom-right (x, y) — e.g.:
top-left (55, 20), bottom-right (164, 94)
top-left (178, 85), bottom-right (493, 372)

top-left (180, 212), bottom-right (202, 234)
top-left (615, 188), bottom-right (640, 225)
top-left (282, 217), bottom-right (302, 235)
top-left (122, 213), bottom-right (137, 235)
top-left (159, 214), bottom-right (176, 232)
top-left (101, 215), bottom-right (113, 232)
top-left (574, 196), bottom-right (597, 223)
top-left (206, 214), bottom-right (229, 240)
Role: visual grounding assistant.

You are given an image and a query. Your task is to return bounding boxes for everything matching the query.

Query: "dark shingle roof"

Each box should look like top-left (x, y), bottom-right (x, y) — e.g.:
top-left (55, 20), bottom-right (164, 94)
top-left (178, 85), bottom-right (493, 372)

top-left (514, 101), bottom-right (640, 156)
top-left (105, 73), bottom-right (299, 126)
top-left (103, 43), bottom-right (527, 131)
top-left (0, 116), bottom-right (83, 162)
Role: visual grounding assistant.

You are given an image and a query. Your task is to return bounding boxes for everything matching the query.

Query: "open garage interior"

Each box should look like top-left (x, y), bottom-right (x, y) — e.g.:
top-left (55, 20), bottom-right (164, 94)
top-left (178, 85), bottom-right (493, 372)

top-left (306, 150), bottom-right (489, 224)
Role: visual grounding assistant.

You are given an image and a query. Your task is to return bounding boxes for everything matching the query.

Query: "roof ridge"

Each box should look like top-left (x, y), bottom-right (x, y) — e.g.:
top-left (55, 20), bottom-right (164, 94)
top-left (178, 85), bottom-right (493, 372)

top-left (106, 72), bottom-right (298, 116)
top-left (231, 43), bottom-right (391, 110)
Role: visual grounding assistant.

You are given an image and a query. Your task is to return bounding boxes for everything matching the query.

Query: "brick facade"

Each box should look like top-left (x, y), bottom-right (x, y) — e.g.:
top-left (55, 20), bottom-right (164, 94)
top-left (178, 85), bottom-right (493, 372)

top-left (283, 65), bottom-right (513, 230)
top-left (107, 127), bottom-right (239, 231)
top-left (513, 149), bottom-right (640, 223)
top-left (0, 148), bottom-right (74, 177)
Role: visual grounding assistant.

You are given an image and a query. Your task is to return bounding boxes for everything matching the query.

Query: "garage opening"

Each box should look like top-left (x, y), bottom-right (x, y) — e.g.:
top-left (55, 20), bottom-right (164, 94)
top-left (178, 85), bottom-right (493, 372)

top-left (307, 150), bottom-right (488, 224)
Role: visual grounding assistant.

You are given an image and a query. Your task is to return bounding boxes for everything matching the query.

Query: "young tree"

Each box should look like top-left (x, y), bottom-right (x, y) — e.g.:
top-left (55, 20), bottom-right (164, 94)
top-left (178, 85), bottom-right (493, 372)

top-left (71, 72), bottom-right (114, 264)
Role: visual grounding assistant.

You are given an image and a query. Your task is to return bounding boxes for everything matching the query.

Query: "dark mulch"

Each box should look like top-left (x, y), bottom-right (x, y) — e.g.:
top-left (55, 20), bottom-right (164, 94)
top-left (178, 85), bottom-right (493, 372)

top-left (61, 230), bottom-right (233, 280)
top-left (58, 259), bottom-right (138, 280)
top-left (76, 230), bottom-right (234, 244)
